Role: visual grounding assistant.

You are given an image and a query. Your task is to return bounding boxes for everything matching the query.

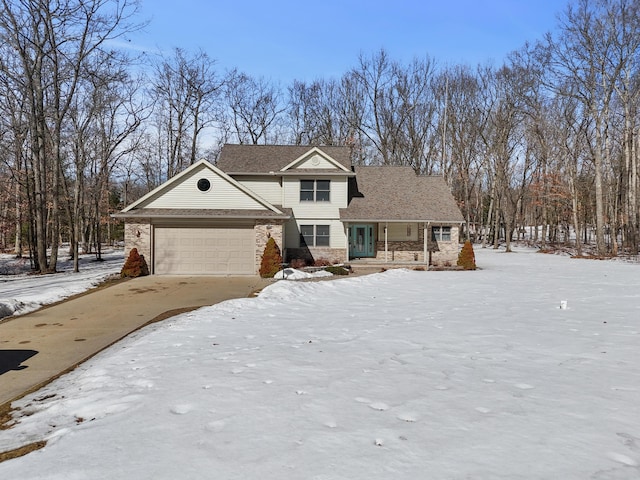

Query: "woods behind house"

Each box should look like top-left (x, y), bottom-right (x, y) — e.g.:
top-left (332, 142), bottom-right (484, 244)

top-left (1, 0), bottom-right (639, 272)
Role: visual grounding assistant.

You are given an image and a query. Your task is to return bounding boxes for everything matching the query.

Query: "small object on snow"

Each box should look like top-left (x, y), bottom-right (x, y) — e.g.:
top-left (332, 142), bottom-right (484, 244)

top-left (560, 300), bottom-right (568, 310)
top-left (374, 439), bottom-right (384, 446)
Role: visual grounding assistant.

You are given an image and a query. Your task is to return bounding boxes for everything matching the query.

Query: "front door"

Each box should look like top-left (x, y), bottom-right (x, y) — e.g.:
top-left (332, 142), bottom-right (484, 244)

top-left (349, 224), bottom-right (375, 258)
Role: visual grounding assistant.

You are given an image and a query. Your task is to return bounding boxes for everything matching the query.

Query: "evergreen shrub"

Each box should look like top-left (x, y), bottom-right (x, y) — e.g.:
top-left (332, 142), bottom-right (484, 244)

top-left (121, 248), bottom-right (149, 278)
top-left (457, 241), bottom-right (477, 270)
top-left (259, 237), bottom-right (282, 278)
top-left (324, 266), bottom-right (349, 275)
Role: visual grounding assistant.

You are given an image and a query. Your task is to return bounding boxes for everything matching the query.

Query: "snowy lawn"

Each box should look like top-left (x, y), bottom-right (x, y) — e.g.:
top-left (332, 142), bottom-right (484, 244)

top-left (0, 249), bottom-right (124, 318)
top-left (1, 246), bottom-right (640, 479)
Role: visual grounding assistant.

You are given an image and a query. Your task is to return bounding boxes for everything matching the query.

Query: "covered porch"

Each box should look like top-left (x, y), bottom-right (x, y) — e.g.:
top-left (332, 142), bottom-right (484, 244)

top-left (345, 221), bottom-right (459, 268)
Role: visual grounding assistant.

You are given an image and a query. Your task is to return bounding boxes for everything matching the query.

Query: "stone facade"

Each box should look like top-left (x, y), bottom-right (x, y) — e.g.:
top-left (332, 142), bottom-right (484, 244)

top-left (430, 225), bottom-right (460, 266)
top-left (255, 220), bottom-right (284, 273)
top-left (374, 241), bottom-right (425, 262)
top-left (123, 221), bottom-right (152, 264)
top-left (284, 247), bottom-right (346, 266)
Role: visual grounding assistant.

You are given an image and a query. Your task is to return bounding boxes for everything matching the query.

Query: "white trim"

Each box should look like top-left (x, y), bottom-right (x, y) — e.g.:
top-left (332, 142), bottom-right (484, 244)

top-left (345, 223), bottom-right (350, 262)
top-left (424, 222), bottom-right (430, 270)
top-left (384, 223), bottom-right (388, 263)
top-left (280, 147), bottom-right (352, 172)
top-left (342, 219), bottom-right (463, 223)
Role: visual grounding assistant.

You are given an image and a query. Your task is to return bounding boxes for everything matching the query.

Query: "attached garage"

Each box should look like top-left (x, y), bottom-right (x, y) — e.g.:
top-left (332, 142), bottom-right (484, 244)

top-left (113, 159), bottom-right (290, 276)
top-left (154, 225), bottom-right (255, 275)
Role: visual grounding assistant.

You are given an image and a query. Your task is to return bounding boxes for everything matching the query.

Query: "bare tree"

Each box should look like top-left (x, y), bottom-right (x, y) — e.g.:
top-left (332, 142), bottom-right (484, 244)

top-left (287, 78), bottom-right (351, 146)
top-left (0, 0), bottom-right (141, 272)
top-left (546, 0), bottom-right (628, 255)
top-left (151, 48), bottom-right (222, 180)
top-left (64, 52), bottom-right (147, 271)
top-left (440, 65), bottom-right (487, 240)
top-left (224, 71), bottom-right (284, 145)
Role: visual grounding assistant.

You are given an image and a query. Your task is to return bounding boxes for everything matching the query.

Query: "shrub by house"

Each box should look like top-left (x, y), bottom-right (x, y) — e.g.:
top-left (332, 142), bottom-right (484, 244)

top-left (121, 248), bottom-right (149, 278)
top-left (457, 241), bottom-right (477, 270)
top-left (259, 237), bottom-right (282, 278)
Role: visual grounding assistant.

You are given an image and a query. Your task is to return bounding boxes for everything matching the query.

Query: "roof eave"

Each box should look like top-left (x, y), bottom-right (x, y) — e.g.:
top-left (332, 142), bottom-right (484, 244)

top-left (339, 218), bottom-right (465, 223)
top-left (227, 171), bottom-right (356, 177)
top-left (112, 212), bottom-right (291, 220)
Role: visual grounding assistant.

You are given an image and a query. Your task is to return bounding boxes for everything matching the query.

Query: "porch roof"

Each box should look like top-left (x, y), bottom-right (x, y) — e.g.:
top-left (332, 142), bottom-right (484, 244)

top-left (339, 166), bottom-right (465, 224)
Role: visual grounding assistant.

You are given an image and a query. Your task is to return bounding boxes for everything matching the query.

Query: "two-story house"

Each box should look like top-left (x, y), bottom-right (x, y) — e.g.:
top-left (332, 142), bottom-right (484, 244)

top-left (115, 144), bottom-right (464, 275)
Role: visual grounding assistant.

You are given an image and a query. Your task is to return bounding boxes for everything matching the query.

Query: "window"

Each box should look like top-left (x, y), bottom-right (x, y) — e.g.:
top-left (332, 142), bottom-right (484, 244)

top-left (197, 178), bottom-right (211, 192)
top-left (316, 180), bottom-right (330, 202)
top-left (300, 181), bottom-right (315, 201)
top-left (300, 225), bottom-right (330, 247)
top-left (300, 225), bottom-right (314, 246)
top-left (432, 226), bottom-right (451, 241)
top-left (300, 180), bottom-right (330, 202)
top-left (316, 225), bottom-right (330, 246)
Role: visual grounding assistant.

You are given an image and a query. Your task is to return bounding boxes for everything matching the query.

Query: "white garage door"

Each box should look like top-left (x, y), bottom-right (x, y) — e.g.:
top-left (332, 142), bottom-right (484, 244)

top-left (154, 226), bottom-right (255, 275)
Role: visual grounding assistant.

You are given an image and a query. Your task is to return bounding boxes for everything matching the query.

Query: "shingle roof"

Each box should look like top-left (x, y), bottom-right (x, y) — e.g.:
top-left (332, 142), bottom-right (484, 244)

top-left (217, 144), bottom-right (353, 173)
top-left (339, 166), bottom-right (465, 223)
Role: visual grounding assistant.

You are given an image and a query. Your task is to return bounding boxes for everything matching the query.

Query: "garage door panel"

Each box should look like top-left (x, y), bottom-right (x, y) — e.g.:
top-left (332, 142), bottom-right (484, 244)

top-left (154, 226), bottom-right (255, 275)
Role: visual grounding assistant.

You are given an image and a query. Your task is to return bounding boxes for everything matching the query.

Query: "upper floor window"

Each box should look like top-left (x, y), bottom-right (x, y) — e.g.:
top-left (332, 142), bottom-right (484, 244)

top-left (300, 180), bottom-right (330, 202)
top-left (432, 226), bottom-right (452, 241)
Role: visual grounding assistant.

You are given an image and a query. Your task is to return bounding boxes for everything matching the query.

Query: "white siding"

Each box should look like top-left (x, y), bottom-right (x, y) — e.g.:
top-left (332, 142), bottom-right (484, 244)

top-left (329, 221), bottom-right (348, 248)
top-left (235, 176), bottom-right (282, 205)
top-left (294, 153), bottom-right (341, 170)
top-left (284, 218), bottom-right (301, 249)
top-left (145, 167), bottom-right (268, 210)
top-left (282, 176), bottom-right (348, 218)
top-left (285, 219), bottom-right (347, 249)
top-left (378, 222), bottom-right (419, 241)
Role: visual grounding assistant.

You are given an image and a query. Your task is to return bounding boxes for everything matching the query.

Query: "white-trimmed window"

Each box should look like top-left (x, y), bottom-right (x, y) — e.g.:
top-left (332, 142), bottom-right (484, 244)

top-left (300, 224), bottom-right (330, 246)
top-left (300, 180), bottom-right (330, 202)
top-left (432, 226), bottom-right (451, 241)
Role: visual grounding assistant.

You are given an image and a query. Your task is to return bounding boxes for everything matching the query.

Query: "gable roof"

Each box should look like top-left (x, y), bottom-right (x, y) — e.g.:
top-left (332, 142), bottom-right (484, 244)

top-left (339, 166), bottom-right (465, 223)
top-left (116, 159), bottom-right (286, 218)
top-left (279, 146), bottom-right (352, 172)
top-left (217, 144), bottom-right (353, 174)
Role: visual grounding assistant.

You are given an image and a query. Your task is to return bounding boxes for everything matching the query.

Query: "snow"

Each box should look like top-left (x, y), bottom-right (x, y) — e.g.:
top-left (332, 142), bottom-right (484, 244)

top-left (273, 267), bottom-right (334, 280)
top-left (1, 246), bottom-right (640, 479)
top-left (0, 250), bottom-right (124, 318)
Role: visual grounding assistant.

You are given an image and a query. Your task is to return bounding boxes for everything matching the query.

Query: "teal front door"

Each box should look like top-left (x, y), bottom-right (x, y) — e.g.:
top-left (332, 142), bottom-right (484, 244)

top-left (349, 224), bottom-right (375, 258)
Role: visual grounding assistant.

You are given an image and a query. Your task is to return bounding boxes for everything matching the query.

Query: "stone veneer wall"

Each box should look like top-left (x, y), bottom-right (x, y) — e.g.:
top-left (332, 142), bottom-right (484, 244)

top-left (374, 241), bottom-right (425, 262)
top-left (255, 220), bottom-right (284, 273)
top-left (431, 225), bottom-right (460, 266)
top-left (284, 247), bottom-right (346, 265)
top-left (124, 221), bottom-right (152, 263)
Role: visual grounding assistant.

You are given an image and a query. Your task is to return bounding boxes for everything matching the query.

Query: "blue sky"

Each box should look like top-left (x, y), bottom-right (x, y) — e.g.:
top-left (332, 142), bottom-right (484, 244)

top-left (126, 0), bottom-right (565, 83)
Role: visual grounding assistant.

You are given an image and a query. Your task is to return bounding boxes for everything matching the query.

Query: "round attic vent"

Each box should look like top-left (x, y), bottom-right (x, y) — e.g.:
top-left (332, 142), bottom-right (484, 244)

top-left (197, 178), bottom-right (211, 192)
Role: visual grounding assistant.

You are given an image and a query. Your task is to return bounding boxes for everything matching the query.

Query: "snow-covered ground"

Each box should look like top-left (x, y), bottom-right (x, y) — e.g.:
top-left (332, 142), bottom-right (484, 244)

top-left (1, 246), bottom-right (640, 479)
top-left (0, 249), bottom-right (124, 319)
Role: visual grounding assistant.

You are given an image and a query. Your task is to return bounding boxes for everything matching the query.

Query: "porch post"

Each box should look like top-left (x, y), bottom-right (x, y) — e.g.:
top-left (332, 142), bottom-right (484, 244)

top-left (384, 222), bottom-right (388, 262)
top-left (345, 222), bottom-right (350, 262)
top-left (424, 222), bottom-right (430, 270)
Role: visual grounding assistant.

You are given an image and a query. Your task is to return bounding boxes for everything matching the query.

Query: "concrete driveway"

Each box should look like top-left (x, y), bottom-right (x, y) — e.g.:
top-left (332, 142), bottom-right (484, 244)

top-left (0, 275), bottom-right (271, 408)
